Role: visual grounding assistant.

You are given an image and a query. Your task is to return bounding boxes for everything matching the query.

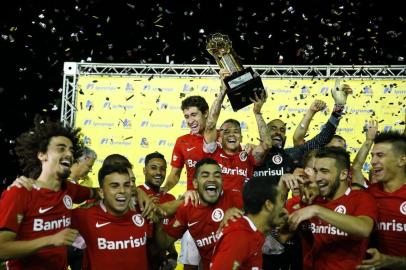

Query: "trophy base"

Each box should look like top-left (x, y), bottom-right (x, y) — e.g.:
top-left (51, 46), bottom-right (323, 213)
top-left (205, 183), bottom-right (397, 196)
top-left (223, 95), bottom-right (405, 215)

top-left (223, 67), bottom-right (265, 112)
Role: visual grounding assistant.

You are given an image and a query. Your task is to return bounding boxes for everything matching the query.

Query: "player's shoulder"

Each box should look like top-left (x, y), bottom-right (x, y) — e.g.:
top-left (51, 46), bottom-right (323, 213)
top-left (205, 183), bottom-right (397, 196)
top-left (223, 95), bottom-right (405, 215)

top-left (1, 186), bottom-right (31, 199)
top-left (162, 192), bottom-right (176, 201)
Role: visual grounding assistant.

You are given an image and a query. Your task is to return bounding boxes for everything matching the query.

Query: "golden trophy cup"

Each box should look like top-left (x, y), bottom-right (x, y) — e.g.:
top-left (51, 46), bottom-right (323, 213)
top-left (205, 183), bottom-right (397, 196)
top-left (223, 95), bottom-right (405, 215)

top-left (207, 33), bottom-right (265, 111)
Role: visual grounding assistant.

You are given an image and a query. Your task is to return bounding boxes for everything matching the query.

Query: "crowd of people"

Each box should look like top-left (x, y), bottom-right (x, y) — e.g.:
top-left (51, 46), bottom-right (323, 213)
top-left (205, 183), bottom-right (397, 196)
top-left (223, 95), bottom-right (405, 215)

top-left (0, 73), bottom-right (405, 270)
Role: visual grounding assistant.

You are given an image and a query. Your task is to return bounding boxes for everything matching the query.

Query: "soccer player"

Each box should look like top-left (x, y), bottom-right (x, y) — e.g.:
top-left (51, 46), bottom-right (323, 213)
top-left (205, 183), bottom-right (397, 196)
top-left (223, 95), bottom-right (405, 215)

top-left (204, 88), bottom-right (272, 193)
top-left (254, 81), bottom-right (352, 181)
top-left (210, 176), bottom-right (286, 270)
top-left (159, 95), bottom-right (212, 269)
top-left (137, 152), bottom-right (177, 270)
top-left (288, 147), bottom-right (378, 270)
top-left (0, 118), bottom-right (92, 269)
top-left (357, 131), bottom-right (406, 270)
top-left (71, 163), bottom-right (152, 270)
top-left (155, 158), bottom-right (243, 270)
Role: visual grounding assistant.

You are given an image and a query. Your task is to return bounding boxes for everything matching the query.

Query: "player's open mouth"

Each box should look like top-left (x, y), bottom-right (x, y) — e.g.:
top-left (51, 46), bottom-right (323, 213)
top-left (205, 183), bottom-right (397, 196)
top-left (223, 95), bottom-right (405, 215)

top-left (115, 197), bottom-right (127, 205)
top-left (205, 184), bottom-right (218, 196)
top-left (373, 168), bottom-right (383, 175)
top-left (60, 160), bottom-right (71, 168)
top-left (272, 136), bottom-right (282, 143)
top-left (317, 181), bottom-right (328, 192)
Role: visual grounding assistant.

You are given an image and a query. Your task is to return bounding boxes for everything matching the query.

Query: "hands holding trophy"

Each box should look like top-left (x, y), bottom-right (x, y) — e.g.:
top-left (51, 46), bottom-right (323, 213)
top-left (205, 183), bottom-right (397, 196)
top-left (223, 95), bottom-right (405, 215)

top-left (206, 33), bottom-right (266, 111)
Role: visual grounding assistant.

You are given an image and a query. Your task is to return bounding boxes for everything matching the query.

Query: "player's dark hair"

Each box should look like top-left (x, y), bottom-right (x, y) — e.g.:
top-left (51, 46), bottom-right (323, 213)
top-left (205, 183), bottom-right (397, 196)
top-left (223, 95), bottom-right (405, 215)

top-left (15, 115), bottom-right (83, 179)
top-left (103, 154), bottom-right (133, 169)
top-left (220, 119), bottom-right (241, 130)
top-left (243, 176), bottom-right (279, 215)
top-left (194, 158), bottom-right (220, 179)
top-left (374, 131), bottom-right (406, 156)
top-left (181, 96), bottom-right (209, 114)
top-left (98, 164), bottom-right (129, 187)
top-left (332, 134), bottom-right (346, 143)
top-left (302, 149), bottom-right (317, 168)
top-left (145, 152), bottom-right (166, 166)
top-left (315, 147), bottom-right (351, 172)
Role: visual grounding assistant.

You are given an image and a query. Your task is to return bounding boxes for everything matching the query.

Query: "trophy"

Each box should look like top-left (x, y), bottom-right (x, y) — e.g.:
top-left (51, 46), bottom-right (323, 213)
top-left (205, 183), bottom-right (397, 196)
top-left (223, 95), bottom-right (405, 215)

top-left (206, 33), bottom-right (265, 111)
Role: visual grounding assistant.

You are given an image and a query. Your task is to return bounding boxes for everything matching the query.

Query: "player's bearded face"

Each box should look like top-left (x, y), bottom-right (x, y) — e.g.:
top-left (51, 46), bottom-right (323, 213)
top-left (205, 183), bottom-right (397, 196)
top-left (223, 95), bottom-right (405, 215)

top-left (315, 158), bottom-right (341, 200)
top-left (183, 106), bottom-right (207, 135)
top-left (194, 164), bottom-right (223, 205)
top-left (40, 136), bottom-right (74, 180)
top-left (267, 120), bottom-right (286, 149)
top-left (100, 172), bottom-right (132, 216)
top-left (220, 122), bottom-right (242, 153)
top-left (144, 158), bottom-right (167, 189)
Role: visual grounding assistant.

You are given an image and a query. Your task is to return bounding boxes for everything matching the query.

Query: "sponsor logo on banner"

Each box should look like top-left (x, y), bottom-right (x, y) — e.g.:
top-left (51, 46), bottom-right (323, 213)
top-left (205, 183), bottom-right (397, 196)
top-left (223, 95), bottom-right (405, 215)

top-left (100, 137), bottom-right (132, 146)
top-left (320, 86), bottom-right (329, 94)
top-left (83, 119), bottom-right (114, 128)
top-left (362, 86), bottom-right (373, 95)
top-left (139, 121), bottom-right (173, 129)
top-left (125, 82), bottom-right (134, 92)
top-left (157, 139), bottom-right (175, 147)
top-left (269, 88), bottom-right (292, 94)
top-left (301, 86), bottom-right (310, 94)
top-left (140, 138), bottom-right (149, 147)
top-left (337, 127), bottom-right (354, 133)
top-left (119, 119), bottom-right (131, 129)
top-left (102, 101), bottom-right (134, 110)
top-left (348, 108), bottom-right (373, 114)
top-left (83, 136), bottom-right (92, 145)
top-left (85, 100), bottom-right (93, 110)
top-left (143, 84), bottom-right (174, 92)
top-left (86, 83), bottom-right (117, 91)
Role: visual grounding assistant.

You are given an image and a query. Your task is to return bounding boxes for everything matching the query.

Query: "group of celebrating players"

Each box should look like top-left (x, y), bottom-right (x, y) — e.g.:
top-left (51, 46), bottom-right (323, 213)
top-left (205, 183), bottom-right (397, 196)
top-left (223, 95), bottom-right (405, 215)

top-left (0, 72), bottom-right (405, 270)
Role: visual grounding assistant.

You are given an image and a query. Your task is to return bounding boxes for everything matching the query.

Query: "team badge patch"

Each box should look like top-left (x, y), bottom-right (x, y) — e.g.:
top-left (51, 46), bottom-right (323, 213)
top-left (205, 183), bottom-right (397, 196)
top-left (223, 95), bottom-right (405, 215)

top-left (334, 205), bottom-right (346, 214)
top-left (172, 154), bottom-right (178, 161)
top-left (132, 214), bottom-right (145, 227)
top-left (211, 208), bottom-right (224, 222)
top-left (239, 151), bottom-right (248, 161)
top-left (400, 201), bottom-right (406, 215)
top-left (272, 154), bottom-right (283, 165)
top-left (63, 195), bottom-right (73, 209)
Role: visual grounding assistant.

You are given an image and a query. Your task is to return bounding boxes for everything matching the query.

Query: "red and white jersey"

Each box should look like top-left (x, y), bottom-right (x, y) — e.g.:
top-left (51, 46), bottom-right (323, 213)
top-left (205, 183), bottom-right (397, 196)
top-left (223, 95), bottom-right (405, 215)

top-left (210, 148), bottom-right (257, 192)
top-left (0, 181), bottom-right (91, 270)
top-left (305, 188), bottom-right (378, 270)
top-left (164, 189), bottom-right (243, 270)
top-left (137, 184), bottom-right (176, 225)
top-left (171, 133), bottom-right (210, 190)
top-left (210, 216), bottom-right (265, 270)
top-left (367, 183), bottom-right (406, 257)
top-left (71, 202), bottom-right (152, 270)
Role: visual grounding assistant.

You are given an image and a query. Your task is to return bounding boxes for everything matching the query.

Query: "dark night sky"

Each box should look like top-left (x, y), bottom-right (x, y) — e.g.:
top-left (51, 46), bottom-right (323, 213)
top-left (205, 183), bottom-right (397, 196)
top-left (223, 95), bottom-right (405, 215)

top-left (0, 0), bottom-right (405, 188)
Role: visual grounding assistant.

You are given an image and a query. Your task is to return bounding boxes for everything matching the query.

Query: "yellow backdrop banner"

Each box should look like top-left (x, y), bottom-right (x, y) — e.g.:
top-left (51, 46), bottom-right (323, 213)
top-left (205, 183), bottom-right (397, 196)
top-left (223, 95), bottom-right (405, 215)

top-left (75, 75), bottom-right (406, 197)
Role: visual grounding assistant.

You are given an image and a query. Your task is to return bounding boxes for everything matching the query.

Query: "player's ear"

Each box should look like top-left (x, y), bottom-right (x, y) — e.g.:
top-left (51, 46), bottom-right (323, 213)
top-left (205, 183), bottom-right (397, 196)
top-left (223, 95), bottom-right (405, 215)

top-left (37, 151), bottom-right (47, 162)
top-left (98, 188), bottom-right (104, 200)
top-left (264, 199), bottom-right (274, 212)
top-left (339, 169), bottom-right (349, 182)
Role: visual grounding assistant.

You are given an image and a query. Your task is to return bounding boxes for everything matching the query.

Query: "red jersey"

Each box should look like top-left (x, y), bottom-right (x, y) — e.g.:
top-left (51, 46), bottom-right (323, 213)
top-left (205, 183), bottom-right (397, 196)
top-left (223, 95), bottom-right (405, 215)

top-left (367, 183), bottom-right (406, 257)
top-left (305, 188), bottom-right (378, 270)
top-left (138, 183), bottom-right (176, 225)
top-left (164, 189), bottom-right (243, 270)
top-left (0, 181), bottom-right (91, 270)
top-left (171, 133), bottom-right (210, 190)
top-left (210, 216), bottom-right (265, 270)
top-left (71, 202), bottom-right (152, 270)
top-left (210, 149), bottom-right (257, 192)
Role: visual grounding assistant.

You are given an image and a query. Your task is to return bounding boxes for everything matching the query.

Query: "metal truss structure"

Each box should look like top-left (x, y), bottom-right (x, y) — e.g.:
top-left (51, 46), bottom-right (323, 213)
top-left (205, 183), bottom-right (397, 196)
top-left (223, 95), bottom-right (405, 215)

top-left (61, 62), bottom-right (406, 126)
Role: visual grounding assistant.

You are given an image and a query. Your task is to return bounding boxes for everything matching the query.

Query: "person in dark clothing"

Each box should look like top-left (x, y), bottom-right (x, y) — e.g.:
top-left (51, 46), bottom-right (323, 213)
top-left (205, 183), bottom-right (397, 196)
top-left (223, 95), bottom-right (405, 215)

top-left (257, 81), bottom-right (352, 270)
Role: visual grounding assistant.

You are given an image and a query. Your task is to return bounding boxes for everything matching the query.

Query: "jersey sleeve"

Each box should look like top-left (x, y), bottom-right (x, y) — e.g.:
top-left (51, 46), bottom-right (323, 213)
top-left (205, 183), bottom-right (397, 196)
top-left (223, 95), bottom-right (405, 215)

top-left (66, 181), bottom-right (92, 203)
top-left (163, 204), bottom-right (188, 239)
top-left (71, 207), bottom-right (87, 231)
top-left (0, 188), bottom-right (27, 232)
top-left (170, 137), bottom-right (185, 169)
top-left (210, 230), bottom-right (250, 270)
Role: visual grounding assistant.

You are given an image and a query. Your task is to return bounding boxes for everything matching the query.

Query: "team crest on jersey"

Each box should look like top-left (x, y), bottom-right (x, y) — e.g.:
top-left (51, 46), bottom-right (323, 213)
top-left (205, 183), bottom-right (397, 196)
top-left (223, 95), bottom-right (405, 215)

top-left (334, 205), bottom-right (346, 214)
top-left (272, 154), bottom-right (283, 165)
top-left (211, 208), bottom-right (224, 222)
top-left (63, 195), bottom-right (73, 209)
top-left (172, 154), bottom-right (178, 161)
top-left (132, 214), bottom-right (145, 227)
top-left (400, 201), bottom-right (406, 215)
top-left (239, 151), bottom-right (248, 162)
